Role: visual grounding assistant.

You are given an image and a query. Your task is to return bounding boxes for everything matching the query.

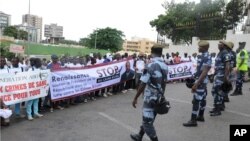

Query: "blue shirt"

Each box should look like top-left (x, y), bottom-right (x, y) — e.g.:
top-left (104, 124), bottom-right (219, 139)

top-left (215, 49), bottom-right (231, 78)
top-left (229, 50), bottom-right (236, 68)
top-left (140, 57), bottom-right (168, 96)
top-left (195, 51), bottom-right (212, 84)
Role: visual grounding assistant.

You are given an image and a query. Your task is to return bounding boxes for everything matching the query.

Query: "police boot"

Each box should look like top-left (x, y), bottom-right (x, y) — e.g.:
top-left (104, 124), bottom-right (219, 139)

top-left (150, 136), bottom-right (158, 141)
top-left (238, 89), bottom-right (243, 95)
top-left (197, 110), bottom-right (205, 122)
top-left (224, 95), bottom-right (230, 102)
top-left (220, 102), bottom-right (225, 111)
top-left (196, 116), bottom-right (205, 122)
top-left (183, 114), bottom-right (197, 127)
top-left (210, 105), bottom-right (221, 116)
top-left (130, 126), bottom-right (144, 141)
top-left (230, 88), bottom-right (241, 96)
top-left (209, 104), bottom-right (216, 113)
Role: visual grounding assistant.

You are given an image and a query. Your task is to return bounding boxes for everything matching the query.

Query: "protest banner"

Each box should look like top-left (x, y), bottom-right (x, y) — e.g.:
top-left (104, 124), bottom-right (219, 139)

top-left (0, 70), bottom-right (50, 105)
top-left (9, 44), bottom-right (25, 54)
top-left (167, 62), bottom-right (195, 81)
top-left (50, 59), bottom-right (134, 100)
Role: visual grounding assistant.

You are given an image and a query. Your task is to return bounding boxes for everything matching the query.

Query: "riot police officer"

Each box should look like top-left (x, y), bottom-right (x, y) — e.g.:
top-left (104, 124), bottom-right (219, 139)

top-left (183, 41), bottom-right (212, 127)
top-left (224, 41), bottom-right (236, 102)
top-left (131, 44), bottom-right (168, 141)
top-left (210, 40), bottom-right (231, 116)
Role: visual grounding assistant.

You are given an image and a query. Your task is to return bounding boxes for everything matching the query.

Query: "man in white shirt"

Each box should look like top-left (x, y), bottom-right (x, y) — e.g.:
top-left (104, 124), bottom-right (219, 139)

top-left (96, 54), bottom-right (104, 64)
top-left (67, 57), bottom-right (83, 68)
top-left (0, 56), bottom-right (12, 126)
top-left (9, 57), bottom-right (26, 118)
top-left (134, 53), bottom-right (145, 88)
top-left (181, 53), bottom-right (190, 62)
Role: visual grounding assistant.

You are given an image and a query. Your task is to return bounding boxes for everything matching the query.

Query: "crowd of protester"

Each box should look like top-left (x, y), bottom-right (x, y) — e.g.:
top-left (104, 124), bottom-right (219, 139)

top-left (0, 51), bottom-right (214, 126)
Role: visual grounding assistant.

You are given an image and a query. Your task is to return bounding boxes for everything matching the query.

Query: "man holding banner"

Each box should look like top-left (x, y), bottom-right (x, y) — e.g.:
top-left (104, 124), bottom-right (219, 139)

top-left (183, 41), bottom-right (211, 127)
top-left (9, 57), bottom-right (26, 118)
top-left (26, 58), bottom-right (44, 121)
top-left (0, 56), bottom-right (12, 126)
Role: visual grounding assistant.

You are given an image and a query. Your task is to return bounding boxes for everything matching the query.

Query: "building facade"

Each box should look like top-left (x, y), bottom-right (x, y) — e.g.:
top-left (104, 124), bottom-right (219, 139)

top-left (44, 23), bottom-right (63, 44)
top-left (22, 14), bottom-right (42, 42)
top-left (123, 37), bottom-right (156, 54)
top-left (15, 23), bottom-right (40, 43)
top-left (0, 11), bottom-right (11, 36)
top-left (244, 0), bottom-right (250, 33)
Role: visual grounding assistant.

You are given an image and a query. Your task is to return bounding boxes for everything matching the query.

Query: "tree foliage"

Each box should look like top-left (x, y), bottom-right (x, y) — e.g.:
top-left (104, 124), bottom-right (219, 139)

top-left (0, 41), bottom-right (15, 59)
top-left (85, 27), bottom-right (124, 52)
top-left (3, 26), bottom-right (28, 40)
top-left (150, 0), bottom-right (244, 44)
top-left (225, 0), bottom-right (245, 29)
top-left (3, 26), bottom-right (18, 38)
top-left (79, 38), bottom-right (90, 47)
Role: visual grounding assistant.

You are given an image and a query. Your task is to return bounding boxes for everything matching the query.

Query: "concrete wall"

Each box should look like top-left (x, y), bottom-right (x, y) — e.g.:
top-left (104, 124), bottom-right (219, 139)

top-left (163, 30), bottom-right (250, 57)
top-left (226, 30), bottom-right (250, 51)
top-left (162, 38), bottom-right (221, 57)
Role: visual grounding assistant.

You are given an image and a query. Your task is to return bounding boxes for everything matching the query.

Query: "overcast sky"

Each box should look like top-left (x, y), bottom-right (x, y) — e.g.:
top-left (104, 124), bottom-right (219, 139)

top-left (1, 0), bottom-right (199, 41)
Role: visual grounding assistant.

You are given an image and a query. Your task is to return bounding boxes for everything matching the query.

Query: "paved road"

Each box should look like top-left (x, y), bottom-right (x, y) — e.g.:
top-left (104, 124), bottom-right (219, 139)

top-left (1, 82), bottom-right (250, 141)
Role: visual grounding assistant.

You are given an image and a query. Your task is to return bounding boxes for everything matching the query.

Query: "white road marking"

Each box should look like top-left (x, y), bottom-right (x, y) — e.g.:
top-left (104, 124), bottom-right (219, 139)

top-left (167, 97), bottom-right (250, 118)
top-left (98, 112), bottom-right (150, 141)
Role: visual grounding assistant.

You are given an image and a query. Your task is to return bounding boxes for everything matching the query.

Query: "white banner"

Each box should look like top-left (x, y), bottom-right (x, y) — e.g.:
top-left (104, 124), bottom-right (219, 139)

top-left (167, 62), bottom-right (195, 81)
top-left (0, 70), bottom-right (50, 105)
top-left (9, 44), bottom-right (25, 54)
top-left (50, 59), bottom-right (134, 100)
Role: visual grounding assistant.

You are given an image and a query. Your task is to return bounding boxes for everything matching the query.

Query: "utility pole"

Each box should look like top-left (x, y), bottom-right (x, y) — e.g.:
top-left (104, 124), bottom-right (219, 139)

top-left (27, 0), bottom-right (31, 57)
top-left (94, 31), bottom-right (97, 49)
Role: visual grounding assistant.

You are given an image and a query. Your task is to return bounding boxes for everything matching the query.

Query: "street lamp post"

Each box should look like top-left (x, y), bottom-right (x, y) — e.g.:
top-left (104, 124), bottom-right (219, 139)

top-left (94, 31), bottom-right (97, 49)
top-left (27, 0), bottom-right (31, 57)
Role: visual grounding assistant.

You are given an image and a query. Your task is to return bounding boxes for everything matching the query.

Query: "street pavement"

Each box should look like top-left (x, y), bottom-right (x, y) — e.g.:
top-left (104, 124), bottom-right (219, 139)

top-left (1, 82), bottom-right (250, 141)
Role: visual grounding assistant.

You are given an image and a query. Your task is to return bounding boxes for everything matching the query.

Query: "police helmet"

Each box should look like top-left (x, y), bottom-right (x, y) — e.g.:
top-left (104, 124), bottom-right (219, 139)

top-left (186, 78), bottom-right (195, 89)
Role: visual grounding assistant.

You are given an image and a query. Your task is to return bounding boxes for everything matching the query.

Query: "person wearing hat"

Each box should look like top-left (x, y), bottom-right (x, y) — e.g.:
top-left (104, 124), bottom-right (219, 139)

top-left (231, 42), bottom-right (249, 96)
top-left (130, 44), bottom-right (168, 141)
top-left (183, 40), bottom-right (212, 127)
top-left (210, 40), bottom-right (231, 116)
top-left (223, 41), bottom-right (237, 102)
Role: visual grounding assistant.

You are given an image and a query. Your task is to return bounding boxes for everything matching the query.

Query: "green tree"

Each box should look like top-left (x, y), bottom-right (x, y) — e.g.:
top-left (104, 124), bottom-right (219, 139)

top-left (150, 0), bottom-right (229, 44)
top-left (225, 0), bottom-right (245, 29)
top-left (3, 26), bottom-right (18, 38)
top-left (0, 41), bottom-right (15, 59)
top-left (79, 38), bottom-right (90, 47)
top-left (3, 26), bottom-right (28, 40)
top-left (18, 30), bottom-right (28, 40)
top-left (87, 27), bottom-right (124, 52)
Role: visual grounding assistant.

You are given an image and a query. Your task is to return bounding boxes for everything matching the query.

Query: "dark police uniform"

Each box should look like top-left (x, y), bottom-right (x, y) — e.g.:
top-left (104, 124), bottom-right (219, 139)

top-left (139, 57), bottom-right (168, 139)
top-left (183, 41), bottom-right (212, 127)
top-left (192, 52), bottom-right (211, 118)
top-left (224, 49), bottom-right (236, 102)
top-left (211, 48), bottom-right (230, 116)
